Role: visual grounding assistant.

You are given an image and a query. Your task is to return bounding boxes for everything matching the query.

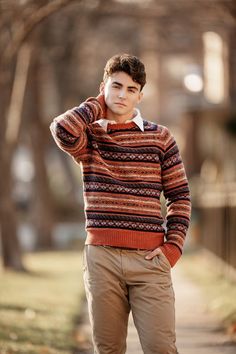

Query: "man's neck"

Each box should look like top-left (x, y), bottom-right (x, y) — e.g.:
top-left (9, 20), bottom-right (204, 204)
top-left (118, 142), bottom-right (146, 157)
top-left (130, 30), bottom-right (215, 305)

top-left (106, 109), bottom-right (136, 123)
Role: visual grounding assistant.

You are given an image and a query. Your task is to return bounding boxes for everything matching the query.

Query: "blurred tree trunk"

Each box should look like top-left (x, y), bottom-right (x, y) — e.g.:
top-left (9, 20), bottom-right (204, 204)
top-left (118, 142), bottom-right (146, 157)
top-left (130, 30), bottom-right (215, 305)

top-left (30, 130), bottom-right (55, 250)
top-left (0, 0), bottom-right (81, 269)
top-left (29, 45), bottom-right (55, 249)
top-left (0, 79), bottom-right (21, 270)
top-left (0, 43), bottom-right (31, 271)
top-left (0, 151), bottom-right (25, 270)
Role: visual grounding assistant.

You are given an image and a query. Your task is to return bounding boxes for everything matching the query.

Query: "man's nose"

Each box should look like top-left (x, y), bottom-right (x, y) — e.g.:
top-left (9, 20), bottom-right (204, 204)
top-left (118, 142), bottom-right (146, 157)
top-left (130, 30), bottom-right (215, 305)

top-left (118, 90), bottom-right (126, 99)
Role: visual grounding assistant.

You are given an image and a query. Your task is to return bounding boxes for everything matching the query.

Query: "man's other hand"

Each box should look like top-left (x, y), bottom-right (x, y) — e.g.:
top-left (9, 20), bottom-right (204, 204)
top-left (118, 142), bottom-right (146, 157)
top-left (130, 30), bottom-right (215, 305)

top-left (145, 247), bottom-right (163, 260)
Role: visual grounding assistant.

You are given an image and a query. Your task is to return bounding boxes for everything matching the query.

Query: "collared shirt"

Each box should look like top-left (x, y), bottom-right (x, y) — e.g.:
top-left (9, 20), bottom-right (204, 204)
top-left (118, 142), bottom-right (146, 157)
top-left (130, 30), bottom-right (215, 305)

top-left (95, 108), bottom-right (144, 132)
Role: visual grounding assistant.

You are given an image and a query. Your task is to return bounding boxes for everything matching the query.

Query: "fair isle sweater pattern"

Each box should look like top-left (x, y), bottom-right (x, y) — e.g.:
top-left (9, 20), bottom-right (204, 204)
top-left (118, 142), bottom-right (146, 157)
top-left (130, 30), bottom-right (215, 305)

top-left (50, 97), bottom-right (191, 267)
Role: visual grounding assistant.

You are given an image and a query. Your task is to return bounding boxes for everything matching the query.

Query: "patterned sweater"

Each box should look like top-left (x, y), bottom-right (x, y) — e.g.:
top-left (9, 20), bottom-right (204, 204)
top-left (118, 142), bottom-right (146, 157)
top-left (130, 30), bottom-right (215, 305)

top-left (50, 97), bottom-right (191, 267)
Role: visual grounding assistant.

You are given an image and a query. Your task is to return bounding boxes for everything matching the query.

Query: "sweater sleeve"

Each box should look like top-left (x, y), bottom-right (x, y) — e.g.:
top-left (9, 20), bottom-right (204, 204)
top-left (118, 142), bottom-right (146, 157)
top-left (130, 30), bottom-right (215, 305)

top-left (159, 127), bottom-right (191, 267)
top-left (49, 96), bottom-right (104, 162)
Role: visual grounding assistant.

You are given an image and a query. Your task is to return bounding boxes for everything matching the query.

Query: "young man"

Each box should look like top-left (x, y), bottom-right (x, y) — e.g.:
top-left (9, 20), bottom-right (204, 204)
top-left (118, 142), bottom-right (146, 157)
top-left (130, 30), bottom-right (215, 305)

top-left (50, 54), bottom-right (191, 354)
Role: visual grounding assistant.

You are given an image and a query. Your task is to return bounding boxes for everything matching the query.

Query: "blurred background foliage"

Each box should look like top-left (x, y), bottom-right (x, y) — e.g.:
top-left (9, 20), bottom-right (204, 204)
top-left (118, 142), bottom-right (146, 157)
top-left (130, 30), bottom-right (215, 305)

top-left (1, 0), bottom-right (236, 352)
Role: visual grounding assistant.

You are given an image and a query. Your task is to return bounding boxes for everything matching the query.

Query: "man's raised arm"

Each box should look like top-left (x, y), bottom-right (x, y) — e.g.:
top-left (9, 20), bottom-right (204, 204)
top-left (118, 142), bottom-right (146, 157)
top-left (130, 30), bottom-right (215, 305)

top-left (49, 94), bottom-right (106, 161)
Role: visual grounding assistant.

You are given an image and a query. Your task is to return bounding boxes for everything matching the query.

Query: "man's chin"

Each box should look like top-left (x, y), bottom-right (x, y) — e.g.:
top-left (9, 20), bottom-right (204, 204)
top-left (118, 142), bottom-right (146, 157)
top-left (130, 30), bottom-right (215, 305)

top-left (109, 106), bottom-right (130, 116)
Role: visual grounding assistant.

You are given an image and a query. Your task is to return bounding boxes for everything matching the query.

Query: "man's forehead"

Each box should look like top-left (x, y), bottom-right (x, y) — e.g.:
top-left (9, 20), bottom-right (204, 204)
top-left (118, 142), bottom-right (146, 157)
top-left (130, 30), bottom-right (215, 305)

top-left (108, 71), bottom-right (140, 88)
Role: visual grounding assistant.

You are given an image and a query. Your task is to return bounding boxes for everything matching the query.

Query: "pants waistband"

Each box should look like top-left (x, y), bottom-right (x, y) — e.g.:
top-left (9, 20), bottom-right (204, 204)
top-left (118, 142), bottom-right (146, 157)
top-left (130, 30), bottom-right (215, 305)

top-left (100, 245), bottom-right (148, 251)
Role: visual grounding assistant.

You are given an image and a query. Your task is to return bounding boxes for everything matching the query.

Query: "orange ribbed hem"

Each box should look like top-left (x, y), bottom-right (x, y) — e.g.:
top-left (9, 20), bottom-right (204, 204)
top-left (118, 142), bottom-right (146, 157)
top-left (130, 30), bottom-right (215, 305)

top-left (85, 228), bottom-right (165, 250)
top-left (160, 243), bottom-right (182, 268)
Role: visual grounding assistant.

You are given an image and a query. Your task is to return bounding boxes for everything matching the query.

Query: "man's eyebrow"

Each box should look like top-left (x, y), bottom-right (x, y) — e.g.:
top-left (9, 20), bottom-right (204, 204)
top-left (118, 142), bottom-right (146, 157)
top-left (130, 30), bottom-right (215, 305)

top-left (112, 81), bottom-right (122, 86)
top-left (128, 86), bottom-right (139, 91)
top-left (112, 81), bottom-right (139, 90)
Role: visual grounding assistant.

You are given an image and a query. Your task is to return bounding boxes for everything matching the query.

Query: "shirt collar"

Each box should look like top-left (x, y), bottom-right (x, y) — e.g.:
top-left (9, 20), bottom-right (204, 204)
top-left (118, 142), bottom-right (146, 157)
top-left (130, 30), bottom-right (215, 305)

top-left (95, 108), bottom-right (144, 132)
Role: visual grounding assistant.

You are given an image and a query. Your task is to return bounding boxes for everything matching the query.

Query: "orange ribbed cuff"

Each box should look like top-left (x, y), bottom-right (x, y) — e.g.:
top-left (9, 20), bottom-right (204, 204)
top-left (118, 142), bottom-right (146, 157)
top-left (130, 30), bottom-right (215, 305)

top-left (159, 243), bottom-right (182, 268)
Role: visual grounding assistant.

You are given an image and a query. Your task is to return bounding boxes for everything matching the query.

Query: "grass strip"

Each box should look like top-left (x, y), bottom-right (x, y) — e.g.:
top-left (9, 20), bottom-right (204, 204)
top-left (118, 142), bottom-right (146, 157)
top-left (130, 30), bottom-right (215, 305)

top-left (0, 251), bottom-right (84, 354)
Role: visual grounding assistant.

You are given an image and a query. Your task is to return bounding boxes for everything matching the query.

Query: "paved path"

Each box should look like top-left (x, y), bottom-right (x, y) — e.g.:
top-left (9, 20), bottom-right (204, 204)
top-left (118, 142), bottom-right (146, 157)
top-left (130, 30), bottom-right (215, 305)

top-left (75, 258), bottom-right (236, 354)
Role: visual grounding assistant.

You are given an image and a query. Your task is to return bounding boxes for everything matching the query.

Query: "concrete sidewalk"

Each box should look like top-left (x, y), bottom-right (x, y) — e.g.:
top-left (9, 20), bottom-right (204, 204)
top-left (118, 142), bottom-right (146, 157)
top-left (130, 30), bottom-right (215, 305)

top-left (75, 258), bottom-right (236, 354)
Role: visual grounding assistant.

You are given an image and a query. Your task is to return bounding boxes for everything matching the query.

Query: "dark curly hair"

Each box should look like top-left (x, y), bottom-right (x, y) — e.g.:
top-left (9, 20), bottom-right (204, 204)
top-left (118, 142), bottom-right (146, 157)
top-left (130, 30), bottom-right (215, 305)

top-left (103, 53), bottom-right (146, 91)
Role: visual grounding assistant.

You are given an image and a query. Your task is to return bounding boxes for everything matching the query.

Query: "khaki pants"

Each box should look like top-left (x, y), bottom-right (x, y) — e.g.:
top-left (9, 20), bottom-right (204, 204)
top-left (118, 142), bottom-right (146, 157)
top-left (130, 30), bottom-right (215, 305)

top-left (83, 245), bottom-right (178, 354)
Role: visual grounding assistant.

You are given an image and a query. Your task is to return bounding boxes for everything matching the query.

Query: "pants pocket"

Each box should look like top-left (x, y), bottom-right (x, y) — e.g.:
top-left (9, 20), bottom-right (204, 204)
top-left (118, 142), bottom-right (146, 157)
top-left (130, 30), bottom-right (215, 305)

top-left (158, 252), bottom-right (171, 270)
top-left (82, 246), bottom-right (87, 271)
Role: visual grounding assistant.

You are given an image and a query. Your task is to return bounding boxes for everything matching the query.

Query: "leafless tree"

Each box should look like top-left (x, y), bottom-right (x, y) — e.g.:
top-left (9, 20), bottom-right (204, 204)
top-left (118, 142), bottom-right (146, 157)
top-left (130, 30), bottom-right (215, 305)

top-left (0, 0), bottom-right (79, 270)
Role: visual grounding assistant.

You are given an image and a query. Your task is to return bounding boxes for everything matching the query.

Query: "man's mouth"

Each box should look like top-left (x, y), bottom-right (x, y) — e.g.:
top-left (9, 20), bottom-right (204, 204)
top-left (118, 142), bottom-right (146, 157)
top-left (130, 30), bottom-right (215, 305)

top-left (115, 102), bottom-right (126, 107)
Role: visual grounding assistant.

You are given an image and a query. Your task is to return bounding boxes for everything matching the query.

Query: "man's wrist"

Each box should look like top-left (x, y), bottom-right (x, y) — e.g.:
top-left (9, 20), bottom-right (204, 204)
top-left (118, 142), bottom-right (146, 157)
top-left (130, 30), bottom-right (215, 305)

top-left (159, 243), bottom-right (182, 268)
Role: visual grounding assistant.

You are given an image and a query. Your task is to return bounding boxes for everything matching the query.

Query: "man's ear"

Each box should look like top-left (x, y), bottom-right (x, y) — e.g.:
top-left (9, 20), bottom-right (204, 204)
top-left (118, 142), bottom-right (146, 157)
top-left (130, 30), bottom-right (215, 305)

top-left (137, 91), bottom-right (144, 104)
top-left (99, 82), bottom-right (105, 94)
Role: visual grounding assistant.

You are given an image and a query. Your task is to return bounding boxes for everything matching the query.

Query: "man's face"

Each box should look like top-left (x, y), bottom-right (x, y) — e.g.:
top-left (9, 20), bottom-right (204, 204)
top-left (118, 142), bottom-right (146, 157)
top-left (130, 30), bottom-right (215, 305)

top-left (100, 71), bottom-right (143, 121)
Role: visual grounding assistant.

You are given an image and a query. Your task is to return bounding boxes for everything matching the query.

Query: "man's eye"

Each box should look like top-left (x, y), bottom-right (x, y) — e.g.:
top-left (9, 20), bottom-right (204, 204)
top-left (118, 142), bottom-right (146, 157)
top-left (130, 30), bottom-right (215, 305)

top-left (129, 89), bottom-right (135, 93)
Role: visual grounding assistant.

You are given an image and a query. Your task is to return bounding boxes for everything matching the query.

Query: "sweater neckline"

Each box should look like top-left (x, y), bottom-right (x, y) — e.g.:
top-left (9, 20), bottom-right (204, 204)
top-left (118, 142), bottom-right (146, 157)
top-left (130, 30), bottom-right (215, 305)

top-left (107, 121), bottom-right (137, 130)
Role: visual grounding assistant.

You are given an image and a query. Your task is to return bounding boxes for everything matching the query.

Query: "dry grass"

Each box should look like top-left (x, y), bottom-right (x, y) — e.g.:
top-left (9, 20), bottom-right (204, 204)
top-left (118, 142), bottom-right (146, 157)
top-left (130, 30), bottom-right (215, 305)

top-left (0, 251), bottom-right (85, 354)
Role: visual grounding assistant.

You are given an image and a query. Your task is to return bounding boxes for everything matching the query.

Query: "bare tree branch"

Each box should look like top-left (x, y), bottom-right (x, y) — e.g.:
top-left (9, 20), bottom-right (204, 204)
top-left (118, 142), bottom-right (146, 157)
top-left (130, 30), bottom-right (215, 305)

top-left (2, 0), bottom-right (81, 63)
top-left (6, 42), bottom-right (32, 146)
